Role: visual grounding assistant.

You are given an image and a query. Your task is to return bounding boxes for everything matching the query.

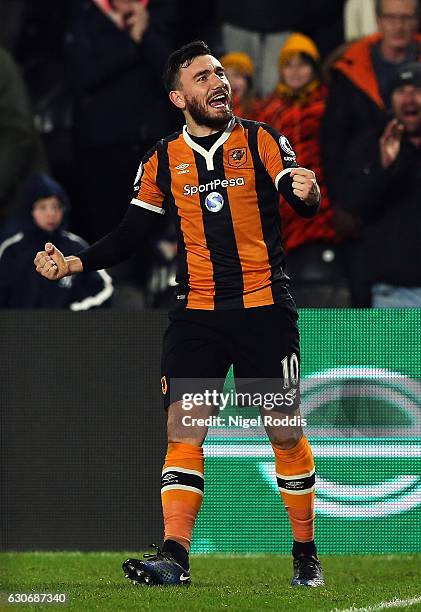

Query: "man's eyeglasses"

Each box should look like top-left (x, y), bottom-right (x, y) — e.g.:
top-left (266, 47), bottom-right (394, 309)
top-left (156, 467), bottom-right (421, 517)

top-left (380, 13), bottom-right (419, 24)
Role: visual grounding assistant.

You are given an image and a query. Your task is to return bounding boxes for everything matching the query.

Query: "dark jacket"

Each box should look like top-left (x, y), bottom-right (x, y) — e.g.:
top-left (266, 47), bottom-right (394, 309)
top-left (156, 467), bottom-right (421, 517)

top-left (219, 0), bottom-right (343, 35)
top-left (219, 0), bottom-right (345, 56)
top-left (341, 131), bottom-right (421, 287)
top-left (321, 33), bottom-right (421, 203)
top-left (0, 226), bottom-right (114, 309)
top-left (0, 46), bottom-right (47, 220)
top-left (0, 173), bottom-right (113, 309)
top-left (65, 0), bottom-right (177, 148)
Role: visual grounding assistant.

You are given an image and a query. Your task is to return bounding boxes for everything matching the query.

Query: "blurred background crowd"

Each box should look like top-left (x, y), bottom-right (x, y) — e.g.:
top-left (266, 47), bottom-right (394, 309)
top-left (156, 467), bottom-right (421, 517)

top-left (0, 0), bottom-right (420, 309)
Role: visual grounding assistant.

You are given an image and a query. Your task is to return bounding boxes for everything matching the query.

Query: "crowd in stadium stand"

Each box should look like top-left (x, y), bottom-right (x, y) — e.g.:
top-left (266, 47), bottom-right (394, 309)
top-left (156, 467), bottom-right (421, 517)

top-left (0, 173), bottom-right (113, 309)
top-left (0, 0), bottom-right (420, 309)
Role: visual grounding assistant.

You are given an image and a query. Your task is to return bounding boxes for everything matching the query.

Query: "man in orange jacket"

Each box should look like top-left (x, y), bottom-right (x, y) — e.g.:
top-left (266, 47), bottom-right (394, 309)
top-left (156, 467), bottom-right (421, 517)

top-left (321, 0), bottom-right (421, 304)
top-left (322, 0), bottom-right (420, 214)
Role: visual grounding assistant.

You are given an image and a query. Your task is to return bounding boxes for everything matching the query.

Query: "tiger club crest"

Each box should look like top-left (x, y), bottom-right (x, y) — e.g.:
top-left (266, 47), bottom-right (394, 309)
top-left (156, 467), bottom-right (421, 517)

top-left (228, 147), bottom-right (247, 167)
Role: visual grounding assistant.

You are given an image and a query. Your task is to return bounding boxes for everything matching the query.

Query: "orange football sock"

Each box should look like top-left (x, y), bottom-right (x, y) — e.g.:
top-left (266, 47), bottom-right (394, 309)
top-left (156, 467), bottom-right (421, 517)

top-left (272, 436), bottom-right (315, 543)
top-left (161, 442), bottom-right (204, 551)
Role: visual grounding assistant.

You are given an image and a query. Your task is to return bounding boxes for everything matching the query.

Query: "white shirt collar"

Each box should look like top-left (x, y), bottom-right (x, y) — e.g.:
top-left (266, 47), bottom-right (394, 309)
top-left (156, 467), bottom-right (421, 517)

top-left (182, 117), bottom-right (236, 171)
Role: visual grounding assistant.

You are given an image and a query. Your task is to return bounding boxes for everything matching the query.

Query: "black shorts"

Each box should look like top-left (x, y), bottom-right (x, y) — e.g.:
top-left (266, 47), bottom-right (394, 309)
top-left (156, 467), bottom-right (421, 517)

top-left (160, 297), bottom-right (300, 414)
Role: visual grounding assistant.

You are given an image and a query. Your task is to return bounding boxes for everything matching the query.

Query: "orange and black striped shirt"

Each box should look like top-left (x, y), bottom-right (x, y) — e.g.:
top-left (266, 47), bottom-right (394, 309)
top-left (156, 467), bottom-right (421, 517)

top-left (131, 117), bottom-right (318, 310)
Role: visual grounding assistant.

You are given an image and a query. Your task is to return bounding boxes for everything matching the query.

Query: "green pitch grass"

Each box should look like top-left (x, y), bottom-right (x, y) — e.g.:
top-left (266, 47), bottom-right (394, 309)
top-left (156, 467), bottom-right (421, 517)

top-left (1, 553), bottom-right (421, 611)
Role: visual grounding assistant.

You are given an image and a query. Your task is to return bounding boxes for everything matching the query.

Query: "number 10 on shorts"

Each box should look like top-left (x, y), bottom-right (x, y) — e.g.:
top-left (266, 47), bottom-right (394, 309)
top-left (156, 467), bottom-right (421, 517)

top-left (281, 353), bottom-right (299, 389)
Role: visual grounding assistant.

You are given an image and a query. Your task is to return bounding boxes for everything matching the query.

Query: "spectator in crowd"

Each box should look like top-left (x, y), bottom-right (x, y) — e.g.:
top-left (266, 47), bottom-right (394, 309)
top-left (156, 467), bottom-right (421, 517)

top-left (259, 34), bottom-right (345, 306)
top-left (65, 0), bottom-right (177, 251)
top-left (321, 0), bottom-right (421, 304)
top-left (219, 0), bottom-right (291, 97)
top-left (12, 1), bottom-right (75, 212)
top-left (0, 44), bottom-right (46, 227)
top-left (322, 0), bottom-right (421, 218)
top-left (341, 63), bottom-right (421, 307)
top-left (220, 52), bottom-right (259, 118)
top-left (344, 0), bottom-right (377, 41)
top-left (219, 0), bottom-right (345, 96)
top-left (0, 174), bottom-right (113, 309)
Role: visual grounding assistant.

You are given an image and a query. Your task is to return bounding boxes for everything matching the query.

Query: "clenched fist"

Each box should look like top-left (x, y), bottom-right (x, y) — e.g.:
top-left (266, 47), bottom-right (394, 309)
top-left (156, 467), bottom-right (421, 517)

top-left (290, 168), bottom-right (320, 206)
top-left (34, 243), bottom-right (70, 280)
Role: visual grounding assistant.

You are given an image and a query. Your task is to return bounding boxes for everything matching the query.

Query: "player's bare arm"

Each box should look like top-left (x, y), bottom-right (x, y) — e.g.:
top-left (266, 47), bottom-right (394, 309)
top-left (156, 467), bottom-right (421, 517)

top-left (290, 168), bottom-right (321, 206)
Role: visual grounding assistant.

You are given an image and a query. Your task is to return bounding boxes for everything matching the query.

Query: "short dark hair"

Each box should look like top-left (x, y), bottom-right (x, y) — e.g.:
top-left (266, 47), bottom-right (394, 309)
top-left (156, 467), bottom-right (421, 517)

top-left (375, 0), bottom-right (419, 15)
top-left (163, 40), bottom-right (212, 93)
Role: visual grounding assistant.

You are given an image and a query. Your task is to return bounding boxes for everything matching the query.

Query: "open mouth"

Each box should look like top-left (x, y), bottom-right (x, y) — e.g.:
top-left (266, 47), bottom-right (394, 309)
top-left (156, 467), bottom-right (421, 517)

top-left (208, 91), bottom-right (228, 109)
top-left (402, 109), bottom-right (420, 120)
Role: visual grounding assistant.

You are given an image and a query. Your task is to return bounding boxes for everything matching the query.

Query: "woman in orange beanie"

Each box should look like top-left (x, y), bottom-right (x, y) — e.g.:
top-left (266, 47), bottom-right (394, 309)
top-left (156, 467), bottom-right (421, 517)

top-left (220, 51), bottom-right (259, 119)
top-left (258, 33), bottom-right (340, 274)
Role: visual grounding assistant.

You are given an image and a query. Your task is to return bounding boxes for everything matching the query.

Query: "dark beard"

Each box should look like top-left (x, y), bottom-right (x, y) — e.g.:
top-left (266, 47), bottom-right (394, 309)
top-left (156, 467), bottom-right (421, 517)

top-left (185, 95), bottom-right (233, 129)
top-left (406, 124), bottom-right (421, 137)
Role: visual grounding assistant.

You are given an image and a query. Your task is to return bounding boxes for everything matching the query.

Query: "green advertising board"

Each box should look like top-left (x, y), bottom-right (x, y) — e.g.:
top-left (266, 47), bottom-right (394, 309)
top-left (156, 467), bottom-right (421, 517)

top-left (191, 309), bottom-right (421, 555)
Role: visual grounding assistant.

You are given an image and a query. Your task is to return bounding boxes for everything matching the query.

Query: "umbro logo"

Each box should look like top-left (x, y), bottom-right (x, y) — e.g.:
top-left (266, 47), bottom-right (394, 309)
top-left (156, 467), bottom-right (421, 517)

top-left (285, 481), bottom-right (303, 489)
top-left (162, 473), bottom-right (178, 483)
top-left (176, 163), bottom-right (190, 175)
